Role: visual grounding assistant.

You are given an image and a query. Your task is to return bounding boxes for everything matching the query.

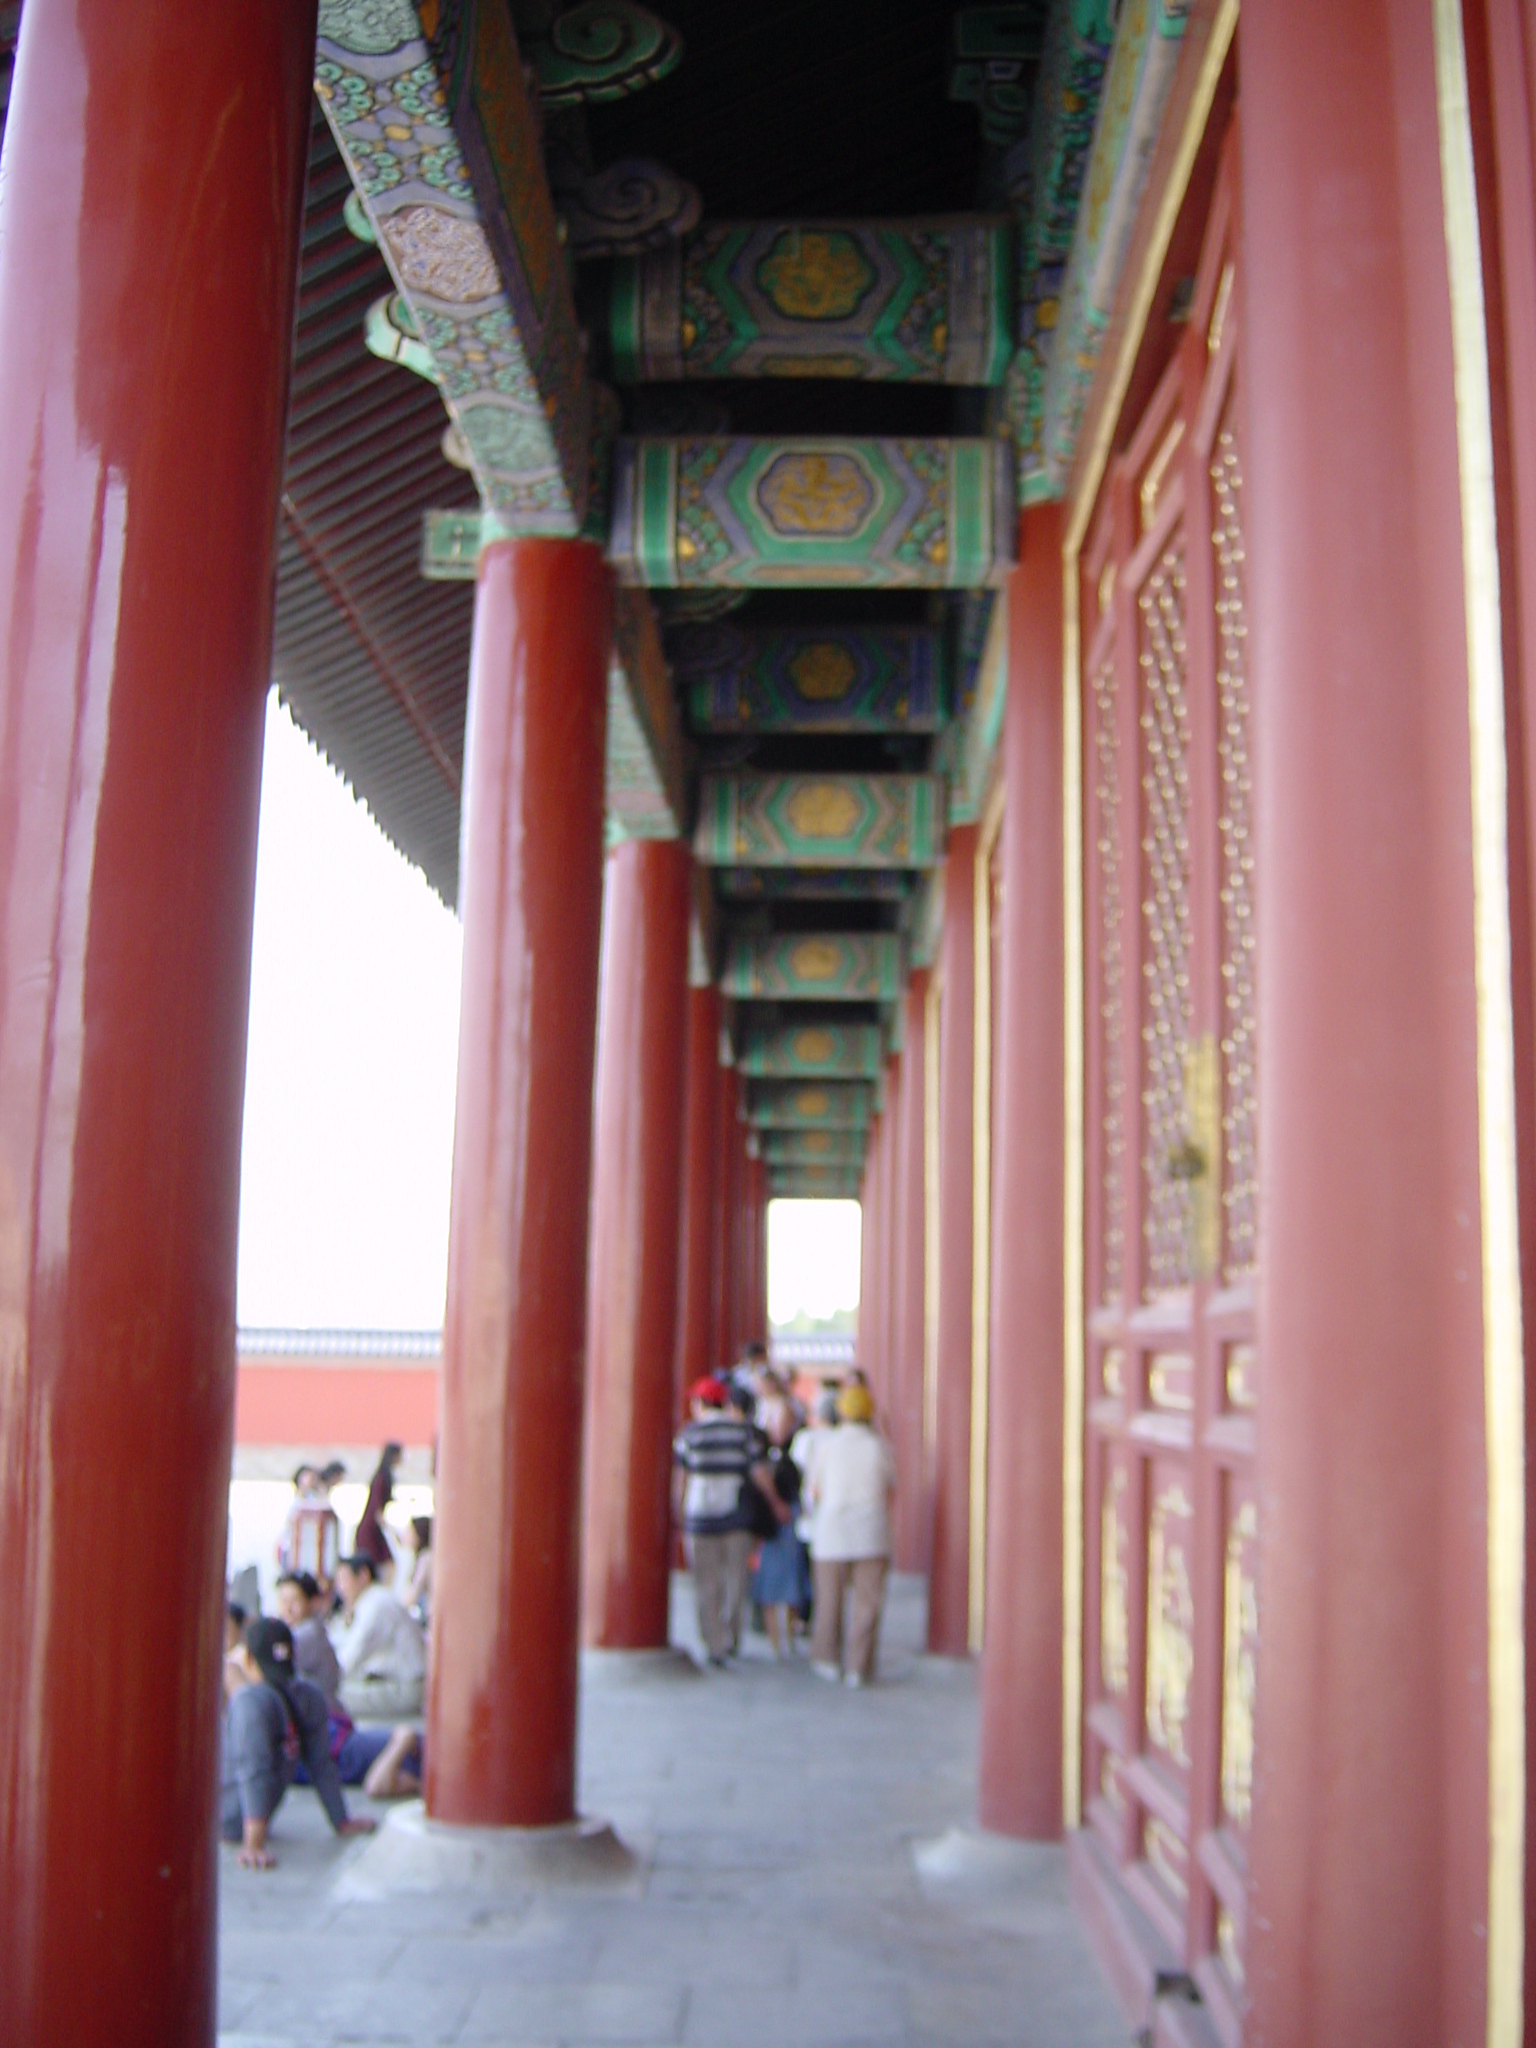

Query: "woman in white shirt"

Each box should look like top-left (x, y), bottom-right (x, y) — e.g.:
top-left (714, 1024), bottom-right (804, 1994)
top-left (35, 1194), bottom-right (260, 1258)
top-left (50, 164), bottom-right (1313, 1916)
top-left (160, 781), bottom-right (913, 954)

top-left (806, 1383), bottom-right (896, 1687)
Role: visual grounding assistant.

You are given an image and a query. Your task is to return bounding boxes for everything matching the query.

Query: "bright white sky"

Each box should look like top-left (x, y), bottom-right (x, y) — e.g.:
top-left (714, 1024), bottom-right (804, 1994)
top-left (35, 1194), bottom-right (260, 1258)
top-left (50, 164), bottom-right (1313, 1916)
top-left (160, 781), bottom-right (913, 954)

top-left (766, 1200), bottom-right (861, 1325)
top-left (236, 695), bottom-right (461, 1329)
top-left (236, 695), bottom-right (863, 1333)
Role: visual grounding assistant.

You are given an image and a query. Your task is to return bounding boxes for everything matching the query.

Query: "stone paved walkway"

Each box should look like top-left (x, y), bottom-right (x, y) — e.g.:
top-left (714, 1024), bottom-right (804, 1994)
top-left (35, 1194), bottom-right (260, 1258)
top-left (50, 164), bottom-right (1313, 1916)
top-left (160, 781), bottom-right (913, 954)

top-left (218, 1574), bottom-right (1129, 2047)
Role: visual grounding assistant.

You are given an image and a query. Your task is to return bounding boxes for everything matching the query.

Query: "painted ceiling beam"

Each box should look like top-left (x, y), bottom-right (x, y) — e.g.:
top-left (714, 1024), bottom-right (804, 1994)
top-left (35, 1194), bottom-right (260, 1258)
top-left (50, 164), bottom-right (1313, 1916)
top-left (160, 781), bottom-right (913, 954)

top-left (676, 623), bottom-right (944, 733)
top-left (719, 869), bottom-right (913, 902)
top-left (721, 932), bottom-right (903, 1004)
top-left (605, 589), bottom-right (689, 839)
top-left (609, 438), bottom-right (1015, 590)
top-left (315, 0), bottom-right (590, 535)
top-left (609, 217), bottom-right (1013, 385)
top-left (745, 1082), bottom-right (875, 1131)
top-left (760, 1128), bottom-right (868, 1164)
top-left (695, 775), bottom-right (943, 869)
top-left (769, 1172), bottom-right (863, 1200)
top-left (739, 1020), bottom-right (885, 1081)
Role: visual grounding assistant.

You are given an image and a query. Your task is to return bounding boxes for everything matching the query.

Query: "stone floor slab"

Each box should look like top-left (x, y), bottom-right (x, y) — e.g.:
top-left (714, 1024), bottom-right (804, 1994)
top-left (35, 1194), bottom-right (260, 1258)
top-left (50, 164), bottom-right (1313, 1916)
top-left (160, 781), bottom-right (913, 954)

top-left (218, 1574), bottom-right (1130, 2048)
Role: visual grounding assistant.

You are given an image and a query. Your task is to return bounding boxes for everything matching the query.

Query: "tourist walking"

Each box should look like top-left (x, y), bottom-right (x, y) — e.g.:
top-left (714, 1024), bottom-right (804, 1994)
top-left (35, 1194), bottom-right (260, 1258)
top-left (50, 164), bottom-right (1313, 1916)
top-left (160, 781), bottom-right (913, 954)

top-left (673, 1377), bottom-right (776, 1667)
top-left (807, 1384), bottom-right (896, 1687)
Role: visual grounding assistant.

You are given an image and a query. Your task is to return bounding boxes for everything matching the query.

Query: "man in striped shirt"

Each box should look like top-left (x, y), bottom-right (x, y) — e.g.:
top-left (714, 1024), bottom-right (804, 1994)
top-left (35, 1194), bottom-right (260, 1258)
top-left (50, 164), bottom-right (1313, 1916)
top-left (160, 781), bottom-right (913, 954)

top-left (673, 1377), bottom-right (773, 1666)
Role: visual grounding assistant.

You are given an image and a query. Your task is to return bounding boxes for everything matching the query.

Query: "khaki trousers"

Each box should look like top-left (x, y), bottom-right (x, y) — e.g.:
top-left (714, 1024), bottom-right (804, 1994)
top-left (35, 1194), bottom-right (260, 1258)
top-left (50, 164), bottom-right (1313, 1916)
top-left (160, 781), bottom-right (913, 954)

top-left (688, 1529), bottom-right (757, 1657)
top-left (688, 1533), bottom-right (731, 1658)
top-left (811, 1556), bottom-right (888, 1680)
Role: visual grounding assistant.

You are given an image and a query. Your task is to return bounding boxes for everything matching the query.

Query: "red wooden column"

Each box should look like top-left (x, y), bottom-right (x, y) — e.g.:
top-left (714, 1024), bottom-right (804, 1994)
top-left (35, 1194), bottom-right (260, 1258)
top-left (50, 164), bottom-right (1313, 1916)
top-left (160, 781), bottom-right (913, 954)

top-left (0, 7), bottom-right (315, 2040)
top-left (748, 1156), bottom-right (769, 1345)
top-left (928, 827), bottom-right (977, 1655)
top-left (978, 505), bottom-right (1065, 1835)
top-left (711, 1063), bottom-right (739, 1368)
top-left (892, 976), bottom-right (931, 1570)
top-left (675, 984), bottom-right (721, 1401)
top-left (581, 839), bottom-right (691, 1649)
top-left (426, 540), bottom-right (611, 1828)
top-left (878, 1053), bottom-right (902, 1416)
top-left (860, 1108), bottom-right (885, 1378)
top-left (1243, 6), bottom-right (1494, 2040)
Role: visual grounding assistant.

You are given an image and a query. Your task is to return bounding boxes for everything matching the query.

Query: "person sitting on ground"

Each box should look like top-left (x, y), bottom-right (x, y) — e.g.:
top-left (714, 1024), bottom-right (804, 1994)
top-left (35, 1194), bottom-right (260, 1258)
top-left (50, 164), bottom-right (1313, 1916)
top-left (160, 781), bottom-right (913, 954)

top-left (221, 1617), bottom-right (375, 1869)
top-left (223, 1601), bottom-right (249, 1701)
top-left (276, 1570), bottom-right (423, 1793)
top-left (353, 1441), bottom-right (402, 1576)
top-left (807, 1383), bottom-right (896, 1689)
top-left (275, 1571), bottom-right (342, 1706)
top-left (404, 1514), bottom-right (433, 1625)
top-left (329, 1551), bottom-right (426, 1720)
top-left (673, 1377), bottom-right (778, 1667)
top-left (277, 1464), bottom-right (340, 1589)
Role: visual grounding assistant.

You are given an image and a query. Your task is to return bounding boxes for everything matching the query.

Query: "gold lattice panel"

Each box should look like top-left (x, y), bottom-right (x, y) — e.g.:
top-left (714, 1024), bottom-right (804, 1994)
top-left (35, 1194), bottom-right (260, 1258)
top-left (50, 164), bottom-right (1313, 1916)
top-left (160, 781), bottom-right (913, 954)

top-left (1092, 652), bottom-right (1127, 1304)
top-left (1212, 404), bottom-right (1255, 1280)
top-left (1137, 535), bottom-right (1192, 1294)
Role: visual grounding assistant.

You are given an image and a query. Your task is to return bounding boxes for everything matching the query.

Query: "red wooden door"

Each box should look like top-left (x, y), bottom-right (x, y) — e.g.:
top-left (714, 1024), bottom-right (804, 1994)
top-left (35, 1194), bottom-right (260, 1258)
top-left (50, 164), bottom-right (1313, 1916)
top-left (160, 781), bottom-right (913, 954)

top-left (1076, 122), bottom-right (1255, 2045)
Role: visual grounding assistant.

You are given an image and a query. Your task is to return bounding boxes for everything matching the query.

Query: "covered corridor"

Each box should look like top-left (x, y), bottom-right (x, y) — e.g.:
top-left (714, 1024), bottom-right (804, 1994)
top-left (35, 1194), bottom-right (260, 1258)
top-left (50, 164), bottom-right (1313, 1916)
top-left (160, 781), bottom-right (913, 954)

top-left (216, 1577), bottom-right (1126, 2048)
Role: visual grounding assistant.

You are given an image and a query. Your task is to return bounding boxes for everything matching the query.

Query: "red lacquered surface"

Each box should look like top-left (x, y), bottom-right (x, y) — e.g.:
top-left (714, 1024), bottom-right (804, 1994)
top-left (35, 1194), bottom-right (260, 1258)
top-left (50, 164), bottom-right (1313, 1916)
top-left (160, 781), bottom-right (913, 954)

top-left (978, 506), bottom-right (1065, 1836)
top-left (858, 1113), bottom-right (879, 1366)
top-left (891, 977), bottom-right (930, 1571)
top-left (0, 7), bottom-right (314, 2041)
top-left (426, 539), bottom-right (610, 1827)
top-left (711, 1064), bottom-right (740, 1367)
top-left (581, 838), bottom-right (691, 1649)
top-left (1243, 6), bottom-right (1490, 2038)
top-left (675, 985), bottom-right (720, 1402)
top-left (927, 826), bottom-right (977, 1656)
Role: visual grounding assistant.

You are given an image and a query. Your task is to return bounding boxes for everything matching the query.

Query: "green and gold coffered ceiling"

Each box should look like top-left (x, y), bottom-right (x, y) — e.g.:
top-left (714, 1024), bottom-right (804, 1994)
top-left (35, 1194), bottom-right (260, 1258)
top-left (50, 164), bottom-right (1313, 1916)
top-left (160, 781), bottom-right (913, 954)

top-left (695, 775), bottom-right (943, 869)
top-left (721, 932), bottom-right (902, 1004)
top-left (739, 1021), bottom-right (885, 1081)
top-left (746, 1082), bottom-right (875, 1130)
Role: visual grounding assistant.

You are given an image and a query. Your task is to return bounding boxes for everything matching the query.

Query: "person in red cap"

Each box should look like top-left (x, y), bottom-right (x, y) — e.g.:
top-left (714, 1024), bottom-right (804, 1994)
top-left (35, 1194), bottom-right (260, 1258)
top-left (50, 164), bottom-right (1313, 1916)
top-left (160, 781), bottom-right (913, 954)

top-left (672, 1376), bottom-right (779, 1666)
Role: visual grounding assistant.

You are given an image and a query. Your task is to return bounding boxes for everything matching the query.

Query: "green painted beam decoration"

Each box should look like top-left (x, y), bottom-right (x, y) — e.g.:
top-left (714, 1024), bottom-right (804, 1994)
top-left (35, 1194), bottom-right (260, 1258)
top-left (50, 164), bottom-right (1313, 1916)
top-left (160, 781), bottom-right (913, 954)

top-left (993, 0), bottom-right (1116, 503)
top-left (316, 0), bottom-right (591, 533)
top-left (695, 775), bottom-right (943, 870)
top-left (761, 1128), bottom-right (867, 1165)
top-left (746, 1082), bottom-right (875, 1130)
top-left (722, 932), bottom-right (902, 1004)
top-left (943, 582), bottom-right (1011, 825)
top-left (605, 588), bottom-right (689, 838)
top-left (948, 7), bottom-right (1048, 146)
top-left (719, 870), bottom-right (912, 902)
top-left (674, 623), bottom-right (943, 733)
top-left (769, 1168), bottom-right (863, 1200)
top-left (739, 1021), bottom-right (885, 1080)
top-left (1033, 0), bottom-right (1185, 495)
top-left (609, 437), bottom-right (1015, 589)
top-left (525, 3), bottom-right (683, 105)
top-left (610, 218), bottom-right (1013, 385)
top-left (904, 869), bottom-right (946, 972)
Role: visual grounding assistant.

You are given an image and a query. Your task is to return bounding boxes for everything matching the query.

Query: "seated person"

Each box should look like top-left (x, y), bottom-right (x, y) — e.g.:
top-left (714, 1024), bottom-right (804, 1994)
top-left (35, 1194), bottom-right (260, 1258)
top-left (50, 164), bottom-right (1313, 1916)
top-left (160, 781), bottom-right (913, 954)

top-left (329, 1551), bottom-right (426, 1720)
top-left (274, 1571), bottom-right (341, 1705)
top-left (277, 1569), bottom-right (421, 1791)
top-left (220, 1617), bottom-right (375, 1869)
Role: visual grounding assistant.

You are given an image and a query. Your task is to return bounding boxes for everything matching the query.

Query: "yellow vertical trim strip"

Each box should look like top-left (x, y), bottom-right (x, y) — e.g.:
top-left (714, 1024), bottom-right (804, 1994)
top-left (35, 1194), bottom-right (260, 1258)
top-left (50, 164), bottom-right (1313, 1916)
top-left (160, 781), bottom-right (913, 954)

top-left (1059, 0), bottom-right (1240, 1832)
top-left (1060, 559), bottom-right (1085, 1826)
top-left (1431, 5), bottom-right (1526, 2041)
top-left (970, 774), bottom-right (1008, 1653)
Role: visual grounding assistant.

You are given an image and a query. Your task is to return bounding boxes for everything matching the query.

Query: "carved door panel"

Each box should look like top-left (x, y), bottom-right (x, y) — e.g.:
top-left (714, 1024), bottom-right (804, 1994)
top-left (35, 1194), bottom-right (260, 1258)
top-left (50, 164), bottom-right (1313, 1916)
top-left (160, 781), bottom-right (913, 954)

top-left (1078, 122), bottom-right (1254, 2045)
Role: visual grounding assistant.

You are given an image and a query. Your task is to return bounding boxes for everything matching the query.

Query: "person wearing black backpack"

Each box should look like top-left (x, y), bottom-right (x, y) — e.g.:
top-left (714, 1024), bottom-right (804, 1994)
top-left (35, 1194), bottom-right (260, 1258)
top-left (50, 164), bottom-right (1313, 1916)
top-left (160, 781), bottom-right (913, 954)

top-left (220, 1617), bottom-right (375, 1869)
